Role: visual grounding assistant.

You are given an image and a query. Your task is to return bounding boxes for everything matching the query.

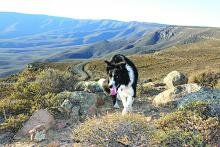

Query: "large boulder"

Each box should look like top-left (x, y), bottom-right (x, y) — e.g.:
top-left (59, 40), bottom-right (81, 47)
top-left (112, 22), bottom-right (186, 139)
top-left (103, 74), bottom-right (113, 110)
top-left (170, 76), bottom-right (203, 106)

top-left (153, 84), bottom-right (201, 106)
top-left (56, 91), bottom-right (106, 120)
top-left (163, 71), bottom-right (188, 88)
top-left (16, 109), bottom-right (55, 140)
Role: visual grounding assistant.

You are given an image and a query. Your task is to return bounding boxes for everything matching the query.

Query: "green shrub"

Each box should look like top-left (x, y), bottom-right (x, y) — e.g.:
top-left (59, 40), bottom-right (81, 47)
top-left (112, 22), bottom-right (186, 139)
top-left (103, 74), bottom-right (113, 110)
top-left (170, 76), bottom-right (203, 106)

top-left (0, 83), bottom-right (14, 99)
top-left (0, 99), bottom-right (31, 116)
top-left (155, 101), bottom-right (220, 145)
top-left (0, 68), bottom-right (76, 132)
top-left (192, 71), bottom-right (220, 88)
top-left (151, 129), bottom-right (203, 146)
top-left (35, 68), bottom-right (76, 94)
top-left (0, 114), bottom-right (28, 132)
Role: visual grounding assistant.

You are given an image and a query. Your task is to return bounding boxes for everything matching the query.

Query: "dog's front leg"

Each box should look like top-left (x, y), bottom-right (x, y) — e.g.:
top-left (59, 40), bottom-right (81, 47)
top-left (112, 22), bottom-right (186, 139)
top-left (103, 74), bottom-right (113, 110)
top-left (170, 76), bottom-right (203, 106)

top-left (120, 95), bottom-right (128, 115)
top-left (125, 96), bottom-right (134, 113)
top-left (113, 94), bottom-right (120, 109)
top-left (121, 96), bottom-right (134, 115)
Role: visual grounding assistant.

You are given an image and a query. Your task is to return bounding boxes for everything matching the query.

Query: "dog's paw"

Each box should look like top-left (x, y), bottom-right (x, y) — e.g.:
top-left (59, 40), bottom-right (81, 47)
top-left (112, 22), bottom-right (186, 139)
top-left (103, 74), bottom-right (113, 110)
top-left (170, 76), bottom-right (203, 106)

top-left (122, 107), bottom-right (132, 115)
top-left (114, 102), bottom-right (120, 109)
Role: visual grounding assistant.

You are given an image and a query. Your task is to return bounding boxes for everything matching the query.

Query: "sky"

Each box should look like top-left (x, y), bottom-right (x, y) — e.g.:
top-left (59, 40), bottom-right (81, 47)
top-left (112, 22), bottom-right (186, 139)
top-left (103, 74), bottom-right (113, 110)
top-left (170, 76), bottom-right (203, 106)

top-left (0, 0), bottom-right (220, 27)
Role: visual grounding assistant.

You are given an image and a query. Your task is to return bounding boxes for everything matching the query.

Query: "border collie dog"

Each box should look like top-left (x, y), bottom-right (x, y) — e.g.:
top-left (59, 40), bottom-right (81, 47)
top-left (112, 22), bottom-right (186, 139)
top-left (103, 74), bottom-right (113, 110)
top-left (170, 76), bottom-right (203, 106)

top-left (104, 54), bottom-right (138, 115)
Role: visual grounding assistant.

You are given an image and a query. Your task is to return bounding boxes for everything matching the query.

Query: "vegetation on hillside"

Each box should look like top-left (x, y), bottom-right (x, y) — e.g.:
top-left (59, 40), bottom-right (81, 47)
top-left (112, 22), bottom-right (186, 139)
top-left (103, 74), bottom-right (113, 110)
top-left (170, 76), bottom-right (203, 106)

top-left (74, 113), bottom-right (151, 146)
top-left (73, 101), bottom-right (219, 146)
top-left (190, 71), bottom-right (220, 88)
top-left (85, 40), bottom-right (220, 82)
top-left (154, 101), bottom-right (219, 146)
top-left (0, 34), bottom-right (220, 145)
top-left (0, 64), bottom-right (77, 132)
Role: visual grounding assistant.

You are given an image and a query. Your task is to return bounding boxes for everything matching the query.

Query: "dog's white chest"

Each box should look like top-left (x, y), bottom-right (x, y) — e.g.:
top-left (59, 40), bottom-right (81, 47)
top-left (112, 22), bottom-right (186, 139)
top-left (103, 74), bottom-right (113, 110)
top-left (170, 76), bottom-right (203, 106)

top-left (118, 85), bottom-right (134, 98)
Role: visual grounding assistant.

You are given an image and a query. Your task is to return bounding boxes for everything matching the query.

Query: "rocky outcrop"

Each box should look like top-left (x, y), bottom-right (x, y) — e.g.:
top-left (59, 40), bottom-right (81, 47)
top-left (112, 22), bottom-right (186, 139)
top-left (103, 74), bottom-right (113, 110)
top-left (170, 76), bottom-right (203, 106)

top-left (151, 26), bottom-right (176, 44)
top-left (163, 71), bottom-right (188, 88)
top-left (16, 109), bottom-right (55, 141)
top-left (56, 91), bottom-right (106, 120)
top-left (153, 84), bottom-right (201, 106)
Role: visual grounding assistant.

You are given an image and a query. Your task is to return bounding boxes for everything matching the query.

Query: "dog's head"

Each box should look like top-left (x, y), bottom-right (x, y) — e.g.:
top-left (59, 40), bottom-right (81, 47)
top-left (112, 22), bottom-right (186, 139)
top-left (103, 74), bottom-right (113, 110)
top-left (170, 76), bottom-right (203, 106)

top-left (104, 60), bottom-right (130, 95)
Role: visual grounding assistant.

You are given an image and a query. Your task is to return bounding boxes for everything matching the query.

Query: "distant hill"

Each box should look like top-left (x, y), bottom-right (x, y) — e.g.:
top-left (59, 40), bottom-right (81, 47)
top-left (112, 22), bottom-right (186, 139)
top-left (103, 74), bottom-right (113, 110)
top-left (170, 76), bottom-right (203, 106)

top-left (0, 12), bottom-right (165, 47)
top-left (48, 26), bottom-right (220, 61)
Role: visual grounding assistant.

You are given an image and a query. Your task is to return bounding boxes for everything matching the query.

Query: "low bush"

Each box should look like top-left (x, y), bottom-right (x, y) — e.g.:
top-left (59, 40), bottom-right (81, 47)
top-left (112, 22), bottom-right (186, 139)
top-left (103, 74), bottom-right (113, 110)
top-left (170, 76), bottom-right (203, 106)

top-left (191, 71), bottom-right (220, 88)
top-left (36, 68), bottom-right (76, 94)
top-left (0, 68), bottom-right (76, 132)
top-left (73, 113), bottom-right (151, 146)
top-left (155, 101), bottom-right (220, 145)
top-left (151, 129), bottom-right (203, 146)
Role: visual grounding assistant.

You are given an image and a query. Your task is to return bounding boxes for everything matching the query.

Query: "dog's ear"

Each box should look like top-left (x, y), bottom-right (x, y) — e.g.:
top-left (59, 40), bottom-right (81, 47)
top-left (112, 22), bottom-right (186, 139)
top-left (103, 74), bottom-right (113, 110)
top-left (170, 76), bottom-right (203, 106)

top-left (104, 60), bottom-right (111, 66)
top-left (105, 60), bottom-right (115, 67)
top-left (105, 60), bottom-right (115, 72)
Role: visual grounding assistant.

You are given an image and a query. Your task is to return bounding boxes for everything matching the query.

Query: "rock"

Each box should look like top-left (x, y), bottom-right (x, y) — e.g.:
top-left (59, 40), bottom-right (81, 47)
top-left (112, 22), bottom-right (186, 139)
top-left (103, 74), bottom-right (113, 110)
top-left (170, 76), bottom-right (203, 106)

top-left (60, 99), bottom-right (73, 114)
top-left (0, 115), bottom-right (5, 124)
top-left (0, 131), bottom-right (13, 144)
top-left (87, 105), bottom-right (97, 116)
top-left (163, 71), bottom-right (188, 88)
top-left (142, 79), bottom-right (153, 83)
top-left (96, 97), bottom-right (105, 107)
top-left (27, 62), bottom-right (45, 71)
top-left (58, 91), bottom-right (105, 120)
top-left (29, 125), bottom-right (47, 142)
top-left (55, 121), bottom-right (68, 129)
top-left (70, 106), bottom-right (80, 120)
top-left (17, 109), bottom-right (55, 137)
top-left (178, 88), bottom-right (220, 116)
top-left (153, 84), bottom-right (201, 106)
top-left (75, 81), bottom-right (103, 93)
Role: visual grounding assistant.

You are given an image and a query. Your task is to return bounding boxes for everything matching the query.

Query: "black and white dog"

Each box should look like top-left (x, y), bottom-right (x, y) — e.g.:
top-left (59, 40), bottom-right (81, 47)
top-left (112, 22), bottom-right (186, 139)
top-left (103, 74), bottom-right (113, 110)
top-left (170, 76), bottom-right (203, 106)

top-left (104, 54), bottom-right (138, 115)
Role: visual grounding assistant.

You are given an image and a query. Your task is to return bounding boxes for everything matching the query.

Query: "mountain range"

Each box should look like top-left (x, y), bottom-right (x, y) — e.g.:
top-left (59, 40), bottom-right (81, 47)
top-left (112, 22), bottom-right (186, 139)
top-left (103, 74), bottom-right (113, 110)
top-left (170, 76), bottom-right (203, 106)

top-left (0, 12), bottom-right (220, 77)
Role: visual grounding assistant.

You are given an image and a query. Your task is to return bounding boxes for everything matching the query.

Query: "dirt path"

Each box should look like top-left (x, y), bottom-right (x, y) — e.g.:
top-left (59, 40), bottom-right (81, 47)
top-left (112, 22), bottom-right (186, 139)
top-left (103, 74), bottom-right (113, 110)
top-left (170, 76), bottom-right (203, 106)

top-left (70, 62), bottom-right (90, 81)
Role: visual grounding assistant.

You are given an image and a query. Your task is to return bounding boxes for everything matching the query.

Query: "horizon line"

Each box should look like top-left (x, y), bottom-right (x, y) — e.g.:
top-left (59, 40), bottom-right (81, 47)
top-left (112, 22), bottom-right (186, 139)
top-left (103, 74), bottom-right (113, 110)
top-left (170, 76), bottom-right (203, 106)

top-left (1, 11), bottom-right (220, 28)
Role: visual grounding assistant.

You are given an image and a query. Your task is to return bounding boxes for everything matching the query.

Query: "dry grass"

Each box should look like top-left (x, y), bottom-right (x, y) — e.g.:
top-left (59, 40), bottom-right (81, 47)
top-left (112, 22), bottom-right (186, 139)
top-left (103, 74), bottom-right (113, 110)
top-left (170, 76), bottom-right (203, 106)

top-left (85, 40), bottom-right (220, 81)
top-left (73, 112), bottom-right (151, 146)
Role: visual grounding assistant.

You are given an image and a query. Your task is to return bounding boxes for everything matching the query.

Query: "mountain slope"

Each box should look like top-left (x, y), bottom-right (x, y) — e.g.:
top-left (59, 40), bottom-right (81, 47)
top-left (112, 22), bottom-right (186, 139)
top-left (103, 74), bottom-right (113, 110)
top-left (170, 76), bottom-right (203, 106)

top-left (48, 26), bottom-right (220, 61)
top-left (0, 12), bottom-right (165, 47)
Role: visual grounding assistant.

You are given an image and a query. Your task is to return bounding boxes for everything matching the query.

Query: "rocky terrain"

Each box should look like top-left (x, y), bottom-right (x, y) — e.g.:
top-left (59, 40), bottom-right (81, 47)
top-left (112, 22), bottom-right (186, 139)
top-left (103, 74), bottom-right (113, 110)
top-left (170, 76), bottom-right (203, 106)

top-left (0, 59), bottom-right (219, 146)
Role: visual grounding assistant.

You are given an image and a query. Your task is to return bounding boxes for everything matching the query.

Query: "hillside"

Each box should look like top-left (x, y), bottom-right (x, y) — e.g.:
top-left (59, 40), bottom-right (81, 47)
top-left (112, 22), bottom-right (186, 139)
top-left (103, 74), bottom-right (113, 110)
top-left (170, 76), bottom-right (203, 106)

top-left (0, 20), bottom-right (220, 145)
top-left (48, 26), bottom-right (220, 61)
top-left (0, 41), bottom-right (220, 146)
